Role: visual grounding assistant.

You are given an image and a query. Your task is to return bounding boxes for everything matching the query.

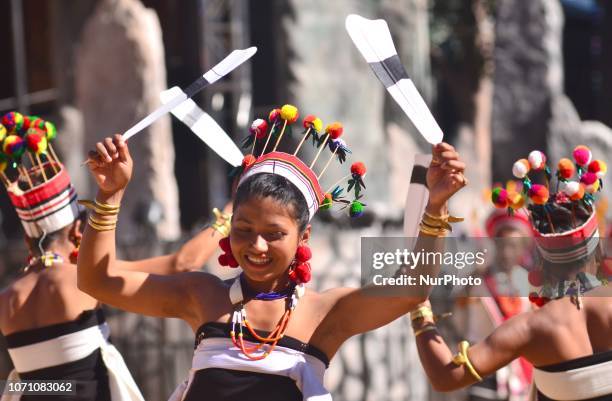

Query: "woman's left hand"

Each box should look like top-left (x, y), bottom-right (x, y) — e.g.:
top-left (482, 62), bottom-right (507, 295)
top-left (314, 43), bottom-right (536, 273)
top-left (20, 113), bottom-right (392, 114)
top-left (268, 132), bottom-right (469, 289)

top-left (426, 142), bottom-right (467, 212)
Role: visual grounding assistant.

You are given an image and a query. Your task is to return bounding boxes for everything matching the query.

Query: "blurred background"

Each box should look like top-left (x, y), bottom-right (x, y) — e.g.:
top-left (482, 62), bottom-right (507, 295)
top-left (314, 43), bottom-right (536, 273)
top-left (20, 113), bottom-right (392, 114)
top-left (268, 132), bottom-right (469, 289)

top-left (0, 0), bottom-right (611, 400)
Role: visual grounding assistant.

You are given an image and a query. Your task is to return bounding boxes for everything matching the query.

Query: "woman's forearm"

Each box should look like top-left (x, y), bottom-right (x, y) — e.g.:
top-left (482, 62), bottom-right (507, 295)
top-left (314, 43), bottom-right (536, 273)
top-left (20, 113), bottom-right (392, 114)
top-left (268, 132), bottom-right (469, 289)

top-left (76, 191), bottom-right (124, 298)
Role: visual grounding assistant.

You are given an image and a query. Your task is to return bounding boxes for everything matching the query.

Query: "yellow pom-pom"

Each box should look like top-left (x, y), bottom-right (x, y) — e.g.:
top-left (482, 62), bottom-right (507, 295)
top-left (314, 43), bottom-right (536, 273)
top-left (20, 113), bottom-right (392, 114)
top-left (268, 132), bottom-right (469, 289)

top-left (280, 104), bottom-right (299, 123)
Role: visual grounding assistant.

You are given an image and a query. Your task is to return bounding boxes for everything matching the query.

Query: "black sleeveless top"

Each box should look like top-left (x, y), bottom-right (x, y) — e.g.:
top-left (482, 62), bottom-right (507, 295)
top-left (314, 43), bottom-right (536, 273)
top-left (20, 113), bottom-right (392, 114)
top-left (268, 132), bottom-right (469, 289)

top-left (4, 309), bottom-right (111, 401)
top-left (182, 322), bottom-right (329, 401)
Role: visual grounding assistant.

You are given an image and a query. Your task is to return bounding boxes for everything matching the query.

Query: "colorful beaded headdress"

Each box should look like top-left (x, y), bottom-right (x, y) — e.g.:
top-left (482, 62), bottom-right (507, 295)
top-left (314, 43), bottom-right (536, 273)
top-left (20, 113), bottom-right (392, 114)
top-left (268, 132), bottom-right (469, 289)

top-left (235, 104), bottom-right (367, 221)
top-left (493, 147), bottom-right (606, 266)
top-left (0, 111), bottom-right (79, 238)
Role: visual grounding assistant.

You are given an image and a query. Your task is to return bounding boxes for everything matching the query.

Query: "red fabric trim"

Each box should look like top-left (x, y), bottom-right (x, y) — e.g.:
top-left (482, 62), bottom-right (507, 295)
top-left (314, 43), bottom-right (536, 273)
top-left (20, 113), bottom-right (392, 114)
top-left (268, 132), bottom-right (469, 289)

top-left (485, 209), bottom-right (532, 237)
top-left (8, 164), bottom-right (70, 209)
top-left (535, 212), bottom-right (598, 251)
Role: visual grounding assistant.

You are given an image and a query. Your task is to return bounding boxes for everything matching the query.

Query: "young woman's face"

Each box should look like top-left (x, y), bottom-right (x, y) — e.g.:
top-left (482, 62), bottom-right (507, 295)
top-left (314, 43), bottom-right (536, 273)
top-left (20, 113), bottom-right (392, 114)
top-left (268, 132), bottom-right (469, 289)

top-left (230, 196), bottom-right (310, 283)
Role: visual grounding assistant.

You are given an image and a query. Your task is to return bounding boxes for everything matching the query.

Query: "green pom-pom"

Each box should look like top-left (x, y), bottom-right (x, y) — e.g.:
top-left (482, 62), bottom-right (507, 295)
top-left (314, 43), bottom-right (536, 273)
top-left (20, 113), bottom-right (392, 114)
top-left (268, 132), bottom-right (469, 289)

top-left (320, 196), bottom-right (333, 210)
top-left (349, 201), bottom-right (364, 218)
top-left (44, 121), bottom-right (57, 141)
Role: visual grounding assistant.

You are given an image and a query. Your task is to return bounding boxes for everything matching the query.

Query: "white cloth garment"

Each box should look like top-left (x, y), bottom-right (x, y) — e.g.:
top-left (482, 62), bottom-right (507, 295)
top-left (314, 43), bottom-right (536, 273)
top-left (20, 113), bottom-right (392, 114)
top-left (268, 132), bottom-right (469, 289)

top-left (1, 323), bottom-right (144, 401)
top-left (168, 337), bottom-right (331, 401)
top-left (534, 357), bottom-right (612, 400)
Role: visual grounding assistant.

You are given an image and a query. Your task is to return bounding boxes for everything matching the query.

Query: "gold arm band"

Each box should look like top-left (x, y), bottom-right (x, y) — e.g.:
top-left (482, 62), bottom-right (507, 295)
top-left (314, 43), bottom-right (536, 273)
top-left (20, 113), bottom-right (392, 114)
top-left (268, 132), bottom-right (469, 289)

top-left (89, 215), bottom-right (117, 227)
top-left (88, 219), bottom-right (117, 232)
top-left (211, 207), bottom-right (232, 237)
top-left (79, 200), bottom-right (120, 216)
top-left (410, 306), bottom-right (434, 321)
top-left (414, 324), bottom-right (438, 337)
top-left (452, 341), bottom-right (483, 382)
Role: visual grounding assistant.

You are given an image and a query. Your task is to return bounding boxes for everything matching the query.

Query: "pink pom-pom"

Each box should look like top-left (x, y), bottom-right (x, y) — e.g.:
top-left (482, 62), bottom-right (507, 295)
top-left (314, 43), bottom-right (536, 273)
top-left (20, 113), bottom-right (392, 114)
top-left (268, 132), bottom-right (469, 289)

top-left (573, 145), bottom-right (592, 166)
top-left (528, 150), bottom-right (547, 170)
top-left (580, 172), bottom-right (598, 186)
top-left (528, 184), bottom-right (549, 205)
top-left (491, 187), bottom-right (509, 208)
top-left (269, 108), bottom-right (281, 123)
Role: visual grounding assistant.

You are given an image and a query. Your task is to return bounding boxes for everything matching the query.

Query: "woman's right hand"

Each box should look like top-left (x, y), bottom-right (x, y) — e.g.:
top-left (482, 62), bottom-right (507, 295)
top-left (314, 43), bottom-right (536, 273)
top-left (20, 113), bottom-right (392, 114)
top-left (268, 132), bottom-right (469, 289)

top-left (86, 134), bottom-right (133, 200)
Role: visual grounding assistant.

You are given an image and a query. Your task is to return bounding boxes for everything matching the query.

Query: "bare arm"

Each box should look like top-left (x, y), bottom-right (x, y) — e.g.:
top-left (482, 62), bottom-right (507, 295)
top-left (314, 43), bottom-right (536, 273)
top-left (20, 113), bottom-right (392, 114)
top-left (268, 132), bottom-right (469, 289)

top-left (115, 202), bottom-right (232, 275)
top-left (412, 300), bottom-right (534, 392)
top-left (76, 135), bottom-right (212, 324)
top-left (321, 143), bottom-right (466, 345)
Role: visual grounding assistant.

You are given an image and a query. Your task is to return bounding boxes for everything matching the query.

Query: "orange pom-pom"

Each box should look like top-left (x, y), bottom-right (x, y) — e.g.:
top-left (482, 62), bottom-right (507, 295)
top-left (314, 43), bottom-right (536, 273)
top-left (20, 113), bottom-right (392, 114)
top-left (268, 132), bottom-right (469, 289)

top-left (588, 160), bottom-right (607, 179)
top-left (325, 122), bottom-right (343, 139)
top-left (303, 115), bottom-right (323, 133)
top-left (508, 192), bottom-right (525, 210)
top-left (528, 184), bottom-right (549, 205)
top-left (557, 158), bottom-right (575, 179)
top-left (242, 154), bottom-right (257, 168)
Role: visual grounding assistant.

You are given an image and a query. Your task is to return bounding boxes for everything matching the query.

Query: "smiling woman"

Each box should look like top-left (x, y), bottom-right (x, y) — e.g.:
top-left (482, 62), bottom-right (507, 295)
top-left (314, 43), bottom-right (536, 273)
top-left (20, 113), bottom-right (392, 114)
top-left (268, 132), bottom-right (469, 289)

top-left (77, 104), bottom-right (467, 401)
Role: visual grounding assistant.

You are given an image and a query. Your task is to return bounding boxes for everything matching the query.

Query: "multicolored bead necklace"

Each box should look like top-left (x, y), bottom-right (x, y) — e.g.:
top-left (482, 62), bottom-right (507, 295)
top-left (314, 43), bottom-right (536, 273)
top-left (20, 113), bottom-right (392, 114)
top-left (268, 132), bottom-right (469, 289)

top-left (229, 273), bottom-right (305, 360)
top-left (24, 252), bottom-right (64, 272)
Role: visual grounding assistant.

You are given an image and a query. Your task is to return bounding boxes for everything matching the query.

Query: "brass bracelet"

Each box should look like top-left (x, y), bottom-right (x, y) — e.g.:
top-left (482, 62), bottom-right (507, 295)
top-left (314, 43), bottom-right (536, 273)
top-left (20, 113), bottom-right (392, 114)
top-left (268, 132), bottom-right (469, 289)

top-left (410, 306), bottom-right (434, 321)
top-left (211, 207), bottom-right (232, 237)
top-left (89, 215), bottom-right (117, 227)
top-left (422, 211), bottom-right (464, 232)
top-left (79, 200), bottom-right (120, 217)
top-left (88, 218), bottom-right (116, 232)
top-left (452, 340), bottom-right (483, 382)
top-left (419, 222), bottom-right (448, 237)
top-left (414, 324), bottom-right (437, 337)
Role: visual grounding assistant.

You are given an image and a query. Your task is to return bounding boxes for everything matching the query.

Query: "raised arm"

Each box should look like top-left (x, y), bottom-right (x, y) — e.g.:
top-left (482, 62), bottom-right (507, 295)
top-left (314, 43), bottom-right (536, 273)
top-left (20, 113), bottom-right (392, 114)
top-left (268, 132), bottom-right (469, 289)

top-left (77, 135), bottom-right (213, 324)
top-left (115, 202), bottom-right (232, 274)
top-left (320, 143), bottom-right (466, 347)
top-left (410, 299), bottom-right (534, 392)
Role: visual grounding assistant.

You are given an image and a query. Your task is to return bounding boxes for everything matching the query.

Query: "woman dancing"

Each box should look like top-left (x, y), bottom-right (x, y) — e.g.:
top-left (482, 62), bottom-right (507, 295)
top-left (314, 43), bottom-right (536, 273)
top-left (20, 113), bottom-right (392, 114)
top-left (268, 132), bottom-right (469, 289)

top-left (78, 106), bottom-right (466, 401)
top-left (411, 148), bottom-right (611, 401)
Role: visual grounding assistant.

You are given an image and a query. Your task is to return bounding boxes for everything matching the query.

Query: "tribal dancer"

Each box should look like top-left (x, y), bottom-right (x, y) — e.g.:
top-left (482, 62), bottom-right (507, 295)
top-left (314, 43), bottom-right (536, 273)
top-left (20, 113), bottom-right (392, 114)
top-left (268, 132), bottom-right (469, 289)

top-left (411, 148), bottom-right (612, 401)
top-left (456, 206), bottom-right (534, 401)
top-left (78, 104), bottom-right (466, 401)
top-left (0, 112), bottom-right (225, 401)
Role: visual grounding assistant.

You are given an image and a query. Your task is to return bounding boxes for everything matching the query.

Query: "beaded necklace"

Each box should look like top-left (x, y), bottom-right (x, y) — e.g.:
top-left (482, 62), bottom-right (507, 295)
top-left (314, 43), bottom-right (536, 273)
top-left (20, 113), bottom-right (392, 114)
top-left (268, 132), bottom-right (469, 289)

top-left (23, 252), bottom-right (64, 273)
top-left (229, 273), bottom-right (305, 360)
top-left (531, 272), bottom-right (607, 309)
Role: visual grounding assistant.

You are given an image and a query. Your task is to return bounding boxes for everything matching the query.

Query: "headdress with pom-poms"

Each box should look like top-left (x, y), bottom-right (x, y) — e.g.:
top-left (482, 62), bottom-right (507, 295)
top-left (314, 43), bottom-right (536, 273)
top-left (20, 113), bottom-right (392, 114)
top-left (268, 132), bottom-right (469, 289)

top-left (0, 112), bottom-right (79, 238)
top-left (502, 146), bottom-right (608, 307)
top-left (237, 105), bottom-right (368, 220)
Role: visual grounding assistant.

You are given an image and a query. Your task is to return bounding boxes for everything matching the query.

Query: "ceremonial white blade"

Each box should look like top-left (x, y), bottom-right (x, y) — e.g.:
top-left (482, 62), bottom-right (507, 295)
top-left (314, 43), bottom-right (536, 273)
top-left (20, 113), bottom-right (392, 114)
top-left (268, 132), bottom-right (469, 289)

top-left (345, 15), bottom-right (443, 144)
top-left (160, 87), bottom-right (243, 167)
top-left (123, 46), bottom-right (257, 141)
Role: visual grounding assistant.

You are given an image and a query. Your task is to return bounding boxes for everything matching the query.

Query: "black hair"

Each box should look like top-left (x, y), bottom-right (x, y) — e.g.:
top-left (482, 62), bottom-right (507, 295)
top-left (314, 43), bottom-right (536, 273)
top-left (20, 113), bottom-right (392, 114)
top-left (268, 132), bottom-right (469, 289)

top-left (233, 173), bottom-right (309, 232)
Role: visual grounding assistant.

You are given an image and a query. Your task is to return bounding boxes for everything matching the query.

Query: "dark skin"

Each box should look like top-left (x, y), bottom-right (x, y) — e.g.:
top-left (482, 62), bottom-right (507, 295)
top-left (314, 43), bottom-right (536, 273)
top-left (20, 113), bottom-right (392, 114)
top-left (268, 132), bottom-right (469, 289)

top-left (78, 135), bottom-right (467, 359)
top-left (412, 256), bottom-right (612, 392)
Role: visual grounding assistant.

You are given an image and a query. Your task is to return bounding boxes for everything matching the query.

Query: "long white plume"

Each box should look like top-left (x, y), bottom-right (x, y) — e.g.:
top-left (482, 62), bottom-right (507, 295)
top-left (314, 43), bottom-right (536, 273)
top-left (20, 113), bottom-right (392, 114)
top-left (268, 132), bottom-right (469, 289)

top-left (345, 15), bottom-right (443, 144)
top-left (123, 47), bottom-right (257, 141)
top-left (160, 87), bottom-right (243, 167)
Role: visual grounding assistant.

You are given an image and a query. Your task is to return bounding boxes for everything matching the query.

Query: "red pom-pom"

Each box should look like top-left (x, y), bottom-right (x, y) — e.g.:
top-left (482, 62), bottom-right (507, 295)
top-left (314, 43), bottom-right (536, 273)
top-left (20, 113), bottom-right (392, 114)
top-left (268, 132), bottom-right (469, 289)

top-left (295, 245), bottom-right (312, 263)
top-left (528, 270), bottom-right (543, 287)
top-left (242, 154), bottom-right (257, 168)
top-left (249, 119), bottom-right (268, 139)
top-left (294, 262), bottom-right (312, 283)
top-left (226, 254), bottom-right (239, 268)
top-left (528, 184), bottom-right (549, 205)
top-left (269, 108), bottom-right (281, 123)
top-left (218, 254), bottom-right (229, 266)
top-left (351, 162), bottom-right (366, 177)
top-left (528, 292), bottom-right (539, 305)
top-left (325, 122), bottom-right (343, 139)
top-left (602, 259), bottom-right (612, 277)
top-left (219, 237), bottom-right (231, 253)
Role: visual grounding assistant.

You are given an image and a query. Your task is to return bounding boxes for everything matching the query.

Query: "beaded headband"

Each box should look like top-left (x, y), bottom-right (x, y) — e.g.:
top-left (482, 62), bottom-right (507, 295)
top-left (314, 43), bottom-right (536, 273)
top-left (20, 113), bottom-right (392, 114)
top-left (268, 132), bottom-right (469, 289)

top-left (234, 104), bottom-right (367, 221)
top-left (0, 112), bottom-right (79, 237)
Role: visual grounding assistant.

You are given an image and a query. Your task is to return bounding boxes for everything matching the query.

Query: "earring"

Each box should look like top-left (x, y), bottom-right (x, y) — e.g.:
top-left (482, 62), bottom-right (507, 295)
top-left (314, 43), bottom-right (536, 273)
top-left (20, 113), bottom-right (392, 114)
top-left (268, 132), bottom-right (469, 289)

top-left (69, 235), bottom-right (81, 264)
top-left (288, 245), bottom-right (312, 284)
top-left (218, 237), bottom-right (239, 268)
